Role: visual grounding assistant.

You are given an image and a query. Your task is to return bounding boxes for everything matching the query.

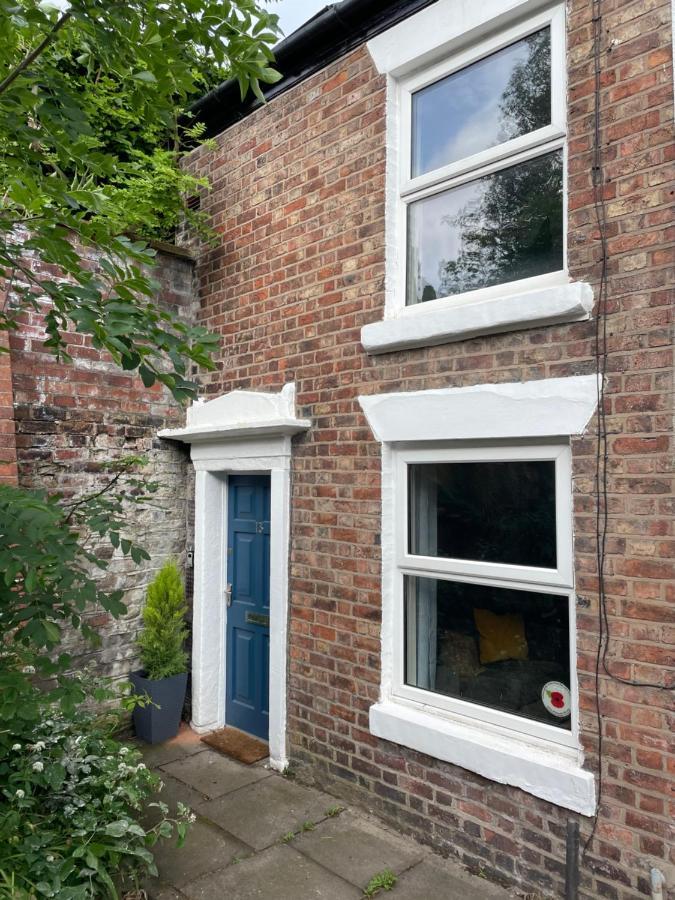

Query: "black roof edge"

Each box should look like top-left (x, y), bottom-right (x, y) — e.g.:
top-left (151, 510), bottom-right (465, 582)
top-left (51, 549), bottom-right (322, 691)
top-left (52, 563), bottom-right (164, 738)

top-left (188, 0), bottom-right (437, 140)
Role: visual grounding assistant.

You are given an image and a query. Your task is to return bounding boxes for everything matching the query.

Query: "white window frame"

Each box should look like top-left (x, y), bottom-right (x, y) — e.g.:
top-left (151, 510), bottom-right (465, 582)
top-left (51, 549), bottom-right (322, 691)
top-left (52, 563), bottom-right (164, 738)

top-left (397, 6), bottom-right (567, 312)
top-left (358, 376), bottom-right (599, 814)
top-left (361, 2), bottom-right (595, 355)
top-left (391, 441), bottom-right (578, 750)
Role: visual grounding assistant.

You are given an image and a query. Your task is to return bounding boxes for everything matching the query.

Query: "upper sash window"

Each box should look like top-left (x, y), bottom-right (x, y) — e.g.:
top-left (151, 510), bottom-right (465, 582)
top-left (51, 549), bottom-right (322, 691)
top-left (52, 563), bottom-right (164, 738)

top-left (397, 9), bottom-right (567, 308)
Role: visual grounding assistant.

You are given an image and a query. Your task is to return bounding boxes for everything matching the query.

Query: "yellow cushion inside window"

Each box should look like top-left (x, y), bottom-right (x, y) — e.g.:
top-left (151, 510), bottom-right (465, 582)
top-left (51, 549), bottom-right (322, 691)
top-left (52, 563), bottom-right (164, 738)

top-left (474, 608), bottom-right (529, 664)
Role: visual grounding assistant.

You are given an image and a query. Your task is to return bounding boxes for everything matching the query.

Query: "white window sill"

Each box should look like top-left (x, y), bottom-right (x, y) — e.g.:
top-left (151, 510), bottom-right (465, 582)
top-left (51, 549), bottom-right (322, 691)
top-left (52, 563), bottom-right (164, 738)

top-left (361, 282), bottom-right (594, 355)
top-left (370, 699), bottom-right (596, 816)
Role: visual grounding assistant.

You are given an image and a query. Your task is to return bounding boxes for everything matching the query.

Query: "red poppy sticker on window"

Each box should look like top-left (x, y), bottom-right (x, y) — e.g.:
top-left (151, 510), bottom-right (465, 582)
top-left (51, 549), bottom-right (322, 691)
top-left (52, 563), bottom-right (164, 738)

top-left (542, 681), bottom-right (571, 718)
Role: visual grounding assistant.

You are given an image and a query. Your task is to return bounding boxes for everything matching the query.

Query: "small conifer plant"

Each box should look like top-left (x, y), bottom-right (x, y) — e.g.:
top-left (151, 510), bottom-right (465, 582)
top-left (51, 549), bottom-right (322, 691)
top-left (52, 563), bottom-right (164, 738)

top-left (138, 560), bottom-right (188, 680)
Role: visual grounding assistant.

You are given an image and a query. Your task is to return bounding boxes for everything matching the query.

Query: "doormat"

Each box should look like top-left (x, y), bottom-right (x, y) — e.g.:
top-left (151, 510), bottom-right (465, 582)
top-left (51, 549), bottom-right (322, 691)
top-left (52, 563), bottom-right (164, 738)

top-left (200, 727), bottom-right (268, 765)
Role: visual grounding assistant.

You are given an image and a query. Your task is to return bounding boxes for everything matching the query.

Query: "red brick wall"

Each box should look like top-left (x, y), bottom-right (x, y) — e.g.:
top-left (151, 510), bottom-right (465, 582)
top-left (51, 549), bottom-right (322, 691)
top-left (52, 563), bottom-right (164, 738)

top-left (0, 329), bottom-right (18, 485)
top-left (186, 0), bottom-right (674, 895)
top-left (8, 247), bottom-right (196, 679)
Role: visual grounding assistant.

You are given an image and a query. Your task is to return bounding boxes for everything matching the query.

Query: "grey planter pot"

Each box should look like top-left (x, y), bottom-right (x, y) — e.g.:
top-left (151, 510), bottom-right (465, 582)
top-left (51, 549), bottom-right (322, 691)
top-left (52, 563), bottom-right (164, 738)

top-left (129, 670), bottom-right (187, 745)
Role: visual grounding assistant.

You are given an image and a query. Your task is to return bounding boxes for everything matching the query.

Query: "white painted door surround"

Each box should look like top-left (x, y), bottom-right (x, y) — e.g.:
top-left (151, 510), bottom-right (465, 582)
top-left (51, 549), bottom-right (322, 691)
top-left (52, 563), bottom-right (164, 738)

top-left (159, 384), bottom-right (311, 770)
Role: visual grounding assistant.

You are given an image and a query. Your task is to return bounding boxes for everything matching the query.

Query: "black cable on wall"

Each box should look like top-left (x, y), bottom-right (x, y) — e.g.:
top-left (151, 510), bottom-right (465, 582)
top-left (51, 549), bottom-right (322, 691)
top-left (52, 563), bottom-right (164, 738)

top-left (582, 0), bottom-right (673, 861)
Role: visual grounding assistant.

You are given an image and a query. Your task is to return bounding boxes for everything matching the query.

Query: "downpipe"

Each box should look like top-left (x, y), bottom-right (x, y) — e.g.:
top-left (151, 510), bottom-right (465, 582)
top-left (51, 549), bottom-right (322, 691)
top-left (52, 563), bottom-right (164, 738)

top-left (565, 820), bottom-right (579, 900)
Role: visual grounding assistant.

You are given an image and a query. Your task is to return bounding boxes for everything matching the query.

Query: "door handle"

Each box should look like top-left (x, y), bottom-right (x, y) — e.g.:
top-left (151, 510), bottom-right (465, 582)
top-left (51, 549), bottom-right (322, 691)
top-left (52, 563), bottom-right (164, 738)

top-left (224, 583), bottom-right (233, 607)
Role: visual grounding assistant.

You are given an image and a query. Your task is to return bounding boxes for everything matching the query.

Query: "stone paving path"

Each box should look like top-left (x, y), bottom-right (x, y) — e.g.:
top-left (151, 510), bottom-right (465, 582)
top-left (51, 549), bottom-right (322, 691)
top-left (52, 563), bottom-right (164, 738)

top-left (141, 728), bottom-right (512, 900)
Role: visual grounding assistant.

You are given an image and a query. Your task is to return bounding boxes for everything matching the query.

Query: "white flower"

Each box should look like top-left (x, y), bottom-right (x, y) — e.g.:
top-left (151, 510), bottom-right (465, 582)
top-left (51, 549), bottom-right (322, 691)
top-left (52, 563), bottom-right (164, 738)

top-left (22, 665), bottom-right (36, 675)
top-left (46, 855), bottom-right (55, 863)
top-left (12, 744), bottom-right (21, 751)
top-left (119, 747), bottom-right (129, 755)
top-left (15, 789), bottom-right (25, 799)
top-left (32, 741), bottom-right (46, 752)
top-left (32, 761), bottom-right (44, 772)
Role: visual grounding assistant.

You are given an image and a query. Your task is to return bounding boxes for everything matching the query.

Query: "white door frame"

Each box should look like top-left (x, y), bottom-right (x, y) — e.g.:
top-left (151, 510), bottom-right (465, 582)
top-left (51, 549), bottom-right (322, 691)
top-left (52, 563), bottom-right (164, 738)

top-left (159, 385), bottom-right (310, 771)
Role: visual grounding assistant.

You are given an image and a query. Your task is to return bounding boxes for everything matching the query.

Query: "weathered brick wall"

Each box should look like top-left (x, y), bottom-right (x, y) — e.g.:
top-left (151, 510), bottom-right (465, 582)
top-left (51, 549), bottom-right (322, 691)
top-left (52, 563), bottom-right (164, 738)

top-left (185, 0), bottom-right (674, 895)
top-left (8, 246), bottom-right (195, 680)
top-left (0, 330), bottom-right (18, 485)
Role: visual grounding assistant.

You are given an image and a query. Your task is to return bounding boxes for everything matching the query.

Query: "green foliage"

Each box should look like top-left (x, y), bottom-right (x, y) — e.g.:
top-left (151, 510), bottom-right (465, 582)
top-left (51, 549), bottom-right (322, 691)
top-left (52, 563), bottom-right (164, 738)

top-left (0, 462), bottom-right (156, 748)
top-left (102, 148), bottom-right (211, 242)
top-left (0, 0), bottom-right (281, 403)
top-left (0, 689), bottom-right (194, 899)
top-left (138, 561), bottom-right (189, 681)
top-left (325, 804), bottom-right (345, 817)
top-left (363, 869), bottom-right (397, 897)
top-left (0, 5), bottom-right (280, 889)
top-left (0, 461), bottom-right (177, 896)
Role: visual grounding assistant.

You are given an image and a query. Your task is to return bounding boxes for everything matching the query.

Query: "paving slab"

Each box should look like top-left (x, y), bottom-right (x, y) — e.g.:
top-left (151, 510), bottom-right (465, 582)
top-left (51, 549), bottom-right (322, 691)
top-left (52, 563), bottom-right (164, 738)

top-left (158, 774), bottom-right (209, 811)
top-left (147, 817), bottom-right (249, 888)
top-left (180, 843), bottom-right (361, 900)
top-left (198, 774), bottom-right (335, 850)
top-left (161, 749), bottom-right (271, 799)
top-left (139, 726), bottom-right (208, 769)
top-left (147, 887), bottom-right (184, 900)
top-left (293, 809), bottom-right (426, 889)
top-left (392, 856), bottom-right (511, 899)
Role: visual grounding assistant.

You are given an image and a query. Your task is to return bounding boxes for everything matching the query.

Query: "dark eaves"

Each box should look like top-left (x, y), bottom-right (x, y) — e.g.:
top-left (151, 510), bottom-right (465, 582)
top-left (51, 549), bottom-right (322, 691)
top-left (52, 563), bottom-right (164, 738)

top-left (188, 0), bottom-right (437, 140)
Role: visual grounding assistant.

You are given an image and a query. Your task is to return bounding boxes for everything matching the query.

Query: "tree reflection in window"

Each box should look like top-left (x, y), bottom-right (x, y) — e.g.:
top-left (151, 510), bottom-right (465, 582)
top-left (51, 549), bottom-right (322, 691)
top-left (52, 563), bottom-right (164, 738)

top-left (407, 30), bottom-right (562, 304)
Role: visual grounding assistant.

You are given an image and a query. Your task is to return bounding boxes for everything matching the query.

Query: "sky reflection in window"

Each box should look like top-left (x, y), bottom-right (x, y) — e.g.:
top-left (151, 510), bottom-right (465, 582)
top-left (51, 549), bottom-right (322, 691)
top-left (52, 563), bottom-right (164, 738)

top-left (411, 28), bottom-right (551, 177)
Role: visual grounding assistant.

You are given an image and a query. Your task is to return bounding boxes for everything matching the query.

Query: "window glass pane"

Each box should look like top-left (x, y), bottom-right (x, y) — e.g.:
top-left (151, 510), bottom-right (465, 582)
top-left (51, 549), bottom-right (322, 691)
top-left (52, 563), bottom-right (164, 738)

top-left (411, 28), bottom-right (551, 177)
top-left (404, 575), bottom-right (571, 730)
top-left (408, 460), bottom-right (556, 569)
top-left (406, 150), bottom-right (563, 304)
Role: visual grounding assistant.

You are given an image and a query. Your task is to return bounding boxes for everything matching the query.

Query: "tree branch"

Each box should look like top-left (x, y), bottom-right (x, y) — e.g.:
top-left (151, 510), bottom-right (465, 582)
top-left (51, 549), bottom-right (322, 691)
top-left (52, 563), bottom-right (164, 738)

top-left (0, 11), bottom-right (72, 97)
top-left (64, 470), bottom-right (124, 524)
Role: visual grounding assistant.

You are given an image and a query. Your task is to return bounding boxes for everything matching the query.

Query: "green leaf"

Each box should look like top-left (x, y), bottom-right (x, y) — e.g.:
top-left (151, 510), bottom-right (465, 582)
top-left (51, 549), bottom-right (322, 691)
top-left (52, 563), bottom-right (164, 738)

top-left (139, 366), bottom-right (156, 388)
top-left (43, 621), bottom-right (61, 643)
top-left (132, 70), bottom-right (158, 83)
top-left (260, 67), bottom-right (282, 84)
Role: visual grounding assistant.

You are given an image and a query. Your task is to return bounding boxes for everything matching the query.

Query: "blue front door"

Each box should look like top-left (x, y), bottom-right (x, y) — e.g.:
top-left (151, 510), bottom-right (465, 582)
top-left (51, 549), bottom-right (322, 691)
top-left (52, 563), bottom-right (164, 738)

top-left (225, 474), bottom-right (270, 741)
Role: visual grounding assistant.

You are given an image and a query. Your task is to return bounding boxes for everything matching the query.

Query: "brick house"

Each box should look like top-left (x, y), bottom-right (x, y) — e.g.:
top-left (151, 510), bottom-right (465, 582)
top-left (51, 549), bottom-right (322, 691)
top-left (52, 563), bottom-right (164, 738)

top-left (170, 0), bottom-right (673, 895)
top-left (3, 0), bottom-right (673, 896)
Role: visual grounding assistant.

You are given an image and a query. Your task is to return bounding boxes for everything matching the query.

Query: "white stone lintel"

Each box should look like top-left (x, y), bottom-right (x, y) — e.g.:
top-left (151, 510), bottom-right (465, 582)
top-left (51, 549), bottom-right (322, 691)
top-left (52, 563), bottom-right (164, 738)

top-left (361, 282), bottom-right (594, 355)
top-left (359, 374), bottom-right (601, 444)
top-left (367, 0), bottom-right (555, 77)
top-left (158, 382), bottom-right (311, 444)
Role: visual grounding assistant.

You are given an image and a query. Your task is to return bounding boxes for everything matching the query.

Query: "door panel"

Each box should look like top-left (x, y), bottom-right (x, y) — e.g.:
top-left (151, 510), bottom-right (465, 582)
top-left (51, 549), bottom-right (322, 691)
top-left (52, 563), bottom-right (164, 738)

top-left (232, 629), bottom-right (255, 706)
top-left (225, 474), bottom-right (271, 740)
top-left (233, 533), bottom-right (255, 604)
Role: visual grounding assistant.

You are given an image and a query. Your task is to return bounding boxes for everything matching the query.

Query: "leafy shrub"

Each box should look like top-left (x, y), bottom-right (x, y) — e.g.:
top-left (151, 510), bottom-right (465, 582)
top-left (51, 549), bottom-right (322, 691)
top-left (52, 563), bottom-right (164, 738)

top-left (0, 469), bottom-right (153, 755)
top-left (137, 561), bottom-right (188, 680)
top-left (102, 147), bottom-right (211, 242)
top-left (0, 470), bottom-right (191, 898)
top-left (0, 686), bottom-right (193, 899)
